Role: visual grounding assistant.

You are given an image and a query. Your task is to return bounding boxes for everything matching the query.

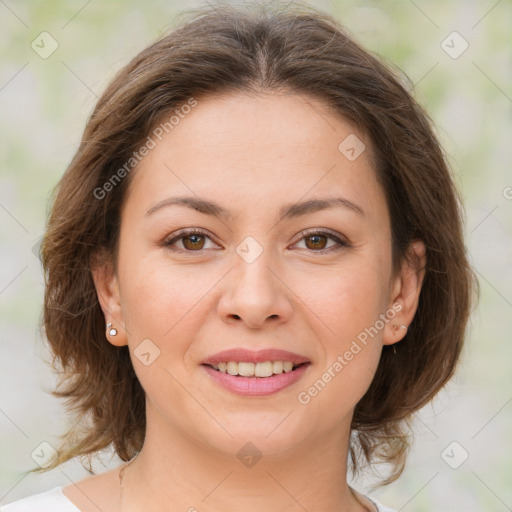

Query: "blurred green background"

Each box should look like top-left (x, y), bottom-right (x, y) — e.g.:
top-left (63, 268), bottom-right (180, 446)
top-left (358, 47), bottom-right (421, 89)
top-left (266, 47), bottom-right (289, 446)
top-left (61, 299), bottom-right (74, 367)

top-left (1, 1), bottom-right (511, 510)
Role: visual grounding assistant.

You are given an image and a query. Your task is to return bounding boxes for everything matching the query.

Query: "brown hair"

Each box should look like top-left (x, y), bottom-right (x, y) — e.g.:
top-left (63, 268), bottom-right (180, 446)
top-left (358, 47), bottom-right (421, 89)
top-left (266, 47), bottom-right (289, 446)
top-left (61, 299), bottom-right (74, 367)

top-left (35, 0), bottom-right (477, 485)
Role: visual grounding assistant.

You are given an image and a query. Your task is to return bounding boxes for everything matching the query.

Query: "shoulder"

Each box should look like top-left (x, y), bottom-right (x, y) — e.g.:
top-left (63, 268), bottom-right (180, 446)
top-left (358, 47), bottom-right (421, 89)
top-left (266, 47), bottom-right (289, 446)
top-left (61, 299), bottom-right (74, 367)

top-left (1, 466), bottom-right (122, 512)
top-left (0, 487), bottom-right (81, 511)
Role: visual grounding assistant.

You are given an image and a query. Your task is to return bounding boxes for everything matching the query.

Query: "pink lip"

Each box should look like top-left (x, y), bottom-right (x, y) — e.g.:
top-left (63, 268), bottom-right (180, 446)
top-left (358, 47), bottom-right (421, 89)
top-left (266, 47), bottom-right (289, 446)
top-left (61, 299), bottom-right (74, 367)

top-left (201, 348), bottom-right (310, 365)
top-left (202, 363), bottom-right (311, 396)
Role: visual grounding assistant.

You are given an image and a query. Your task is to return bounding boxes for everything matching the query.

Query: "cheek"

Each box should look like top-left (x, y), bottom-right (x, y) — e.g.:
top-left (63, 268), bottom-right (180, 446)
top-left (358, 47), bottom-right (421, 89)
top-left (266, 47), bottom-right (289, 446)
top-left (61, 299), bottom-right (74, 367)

top-left (120, 258), bottom-right (196, 336)
top-left (296, 258), bottom-right (388, 409)
top-left (305, 256), bottom-right (388, 341)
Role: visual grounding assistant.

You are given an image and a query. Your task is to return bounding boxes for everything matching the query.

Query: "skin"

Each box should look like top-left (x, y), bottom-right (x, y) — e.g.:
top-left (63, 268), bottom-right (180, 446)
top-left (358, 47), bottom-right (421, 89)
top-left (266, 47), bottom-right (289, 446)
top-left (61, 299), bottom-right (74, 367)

top-left (63, 91), bottom-right (425, 512)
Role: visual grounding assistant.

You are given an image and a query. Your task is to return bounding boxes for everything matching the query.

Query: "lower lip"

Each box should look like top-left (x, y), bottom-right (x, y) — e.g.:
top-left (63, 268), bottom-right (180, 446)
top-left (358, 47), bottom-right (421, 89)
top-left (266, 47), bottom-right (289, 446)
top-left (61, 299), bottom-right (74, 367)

top-left (202, 363), bottom-right (310, 396)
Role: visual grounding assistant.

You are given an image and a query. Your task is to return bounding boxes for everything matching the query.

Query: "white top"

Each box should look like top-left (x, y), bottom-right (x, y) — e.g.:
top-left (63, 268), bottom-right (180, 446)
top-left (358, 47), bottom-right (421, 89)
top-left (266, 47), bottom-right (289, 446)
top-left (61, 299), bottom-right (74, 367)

top-left (0, 486), bottom-right (397, 512)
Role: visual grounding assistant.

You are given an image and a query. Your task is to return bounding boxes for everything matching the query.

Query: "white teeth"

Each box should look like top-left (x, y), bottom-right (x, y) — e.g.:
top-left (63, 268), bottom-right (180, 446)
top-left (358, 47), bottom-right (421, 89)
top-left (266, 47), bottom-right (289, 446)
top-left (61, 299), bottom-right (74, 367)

top-left (238, 362), bottom-right (254, 377)
top-left (209, 360), bottom-right (303, 377)
top-left (255, 361), bottom-right (274, 377)
top-left (227, 361), bottom-right (238, 375)
top-left (273, 361), bottom-right (283, 374)
top-left (283, 362), bottom-right (294, 373)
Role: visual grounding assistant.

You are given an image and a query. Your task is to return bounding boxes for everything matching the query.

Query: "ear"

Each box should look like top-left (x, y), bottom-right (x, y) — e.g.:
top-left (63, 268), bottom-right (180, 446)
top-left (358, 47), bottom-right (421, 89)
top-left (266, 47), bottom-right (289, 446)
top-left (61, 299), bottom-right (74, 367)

top-left (382, 239), bottom-right (426, 346)
top-left (90, 250), bottom-right (128, 347)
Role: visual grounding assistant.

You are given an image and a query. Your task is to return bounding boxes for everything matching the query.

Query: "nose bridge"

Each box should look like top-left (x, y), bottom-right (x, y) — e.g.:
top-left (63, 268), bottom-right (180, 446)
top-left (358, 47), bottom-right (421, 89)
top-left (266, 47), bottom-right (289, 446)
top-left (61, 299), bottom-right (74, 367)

top-left (217, 237), bottom-right (292, 328)
top-left (234, 238), bottom-right (278, 302)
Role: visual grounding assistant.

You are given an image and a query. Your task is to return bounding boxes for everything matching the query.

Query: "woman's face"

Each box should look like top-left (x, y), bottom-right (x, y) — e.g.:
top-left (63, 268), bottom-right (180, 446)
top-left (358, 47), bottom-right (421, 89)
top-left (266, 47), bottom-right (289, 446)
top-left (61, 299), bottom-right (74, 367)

top-left (94, 91), bottom-right (423, 458)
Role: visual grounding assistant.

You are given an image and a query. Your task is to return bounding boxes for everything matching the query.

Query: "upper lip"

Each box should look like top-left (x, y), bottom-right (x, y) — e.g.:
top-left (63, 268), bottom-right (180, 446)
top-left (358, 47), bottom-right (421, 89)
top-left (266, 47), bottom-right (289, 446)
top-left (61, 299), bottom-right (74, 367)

top-left (201, 348), bottom-right (310, 365)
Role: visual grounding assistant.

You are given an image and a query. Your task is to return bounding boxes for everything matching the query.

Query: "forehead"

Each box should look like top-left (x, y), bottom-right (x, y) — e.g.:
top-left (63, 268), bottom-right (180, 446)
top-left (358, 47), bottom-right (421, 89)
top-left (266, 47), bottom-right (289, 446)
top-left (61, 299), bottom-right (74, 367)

top-left (126, 91), bottom-right (387, 225)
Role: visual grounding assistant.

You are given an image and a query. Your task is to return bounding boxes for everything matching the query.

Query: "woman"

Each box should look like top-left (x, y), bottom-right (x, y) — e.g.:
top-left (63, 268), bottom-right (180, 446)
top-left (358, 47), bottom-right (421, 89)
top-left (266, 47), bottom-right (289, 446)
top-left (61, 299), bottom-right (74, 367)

top-left (1, 2), bottom-right (476, 511)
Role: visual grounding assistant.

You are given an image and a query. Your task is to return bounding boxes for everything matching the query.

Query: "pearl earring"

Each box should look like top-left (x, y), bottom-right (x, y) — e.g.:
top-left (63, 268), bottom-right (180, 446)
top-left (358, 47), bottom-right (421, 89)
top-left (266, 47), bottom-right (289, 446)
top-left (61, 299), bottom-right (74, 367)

top-left (106, 323), bottom-right (118, 336)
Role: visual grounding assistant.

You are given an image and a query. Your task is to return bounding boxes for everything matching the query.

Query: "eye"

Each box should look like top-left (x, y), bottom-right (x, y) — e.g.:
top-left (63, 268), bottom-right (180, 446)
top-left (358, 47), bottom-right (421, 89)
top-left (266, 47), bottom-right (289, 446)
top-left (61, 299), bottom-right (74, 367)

top-left (292, 229), bottom-right (349, 253)
top-left (163, 228), bottom-right (219, 252)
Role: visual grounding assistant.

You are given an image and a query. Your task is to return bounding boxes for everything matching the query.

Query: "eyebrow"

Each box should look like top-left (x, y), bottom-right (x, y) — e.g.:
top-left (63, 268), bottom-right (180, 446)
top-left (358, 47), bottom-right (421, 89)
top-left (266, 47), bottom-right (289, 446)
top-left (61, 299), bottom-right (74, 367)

top-left (145, 195), bottom-right (366, 221)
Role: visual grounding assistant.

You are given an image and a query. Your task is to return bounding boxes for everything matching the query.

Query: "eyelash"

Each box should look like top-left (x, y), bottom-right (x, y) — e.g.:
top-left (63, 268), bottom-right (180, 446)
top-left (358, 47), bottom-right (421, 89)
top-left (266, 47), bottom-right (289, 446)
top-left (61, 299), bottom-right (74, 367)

top-left (163, 228), bottom-right (350, 254)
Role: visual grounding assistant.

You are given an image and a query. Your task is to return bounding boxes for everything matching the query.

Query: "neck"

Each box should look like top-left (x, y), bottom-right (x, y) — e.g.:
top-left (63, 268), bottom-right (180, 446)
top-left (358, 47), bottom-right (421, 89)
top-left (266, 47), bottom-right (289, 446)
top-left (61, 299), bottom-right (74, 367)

top-left (119, 401), bottom-right (368, 512)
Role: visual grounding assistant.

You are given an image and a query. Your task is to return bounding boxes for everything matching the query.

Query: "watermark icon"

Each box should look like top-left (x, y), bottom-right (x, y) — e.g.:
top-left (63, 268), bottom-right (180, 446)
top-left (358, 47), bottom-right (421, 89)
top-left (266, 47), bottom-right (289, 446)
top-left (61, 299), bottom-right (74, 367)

top-left (32, 236), bottom-right (43, 262)
top-left (236, 236), bottom-right (264, 264)
top-left (133, 338), bottom-right (161, 366)
top-left (441, 31), bottom-right (469, 59)
top-left (441, 441), bottom-right (469, 469)
top-left (503, 186), bottom-right (512, 200)
top-left (338, 134), bottom-right (366, 161)
top-left (93, 97), bottom-right (198, 200)
top-left (236, 441), bottom-right (262, 468)
top-left (31, 32), bottom-right (59, 59)
top-left (31, 441), bottom-right (58, 468)
top-left (297, 303), bottom-right (403, 405)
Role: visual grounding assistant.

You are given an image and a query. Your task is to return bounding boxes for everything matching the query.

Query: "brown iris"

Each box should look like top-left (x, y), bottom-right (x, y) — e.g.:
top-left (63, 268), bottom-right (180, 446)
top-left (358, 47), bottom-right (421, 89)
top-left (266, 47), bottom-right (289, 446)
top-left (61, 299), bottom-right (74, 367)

top-left (304, 234), bottom-right (328, 250)
top-left (182, 234), bottom-right (206, 250)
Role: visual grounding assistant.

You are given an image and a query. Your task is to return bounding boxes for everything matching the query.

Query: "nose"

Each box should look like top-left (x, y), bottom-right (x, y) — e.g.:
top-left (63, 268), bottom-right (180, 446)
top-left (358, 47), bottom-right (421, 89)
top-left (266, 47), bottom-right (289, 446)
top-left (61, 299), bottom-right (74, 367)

top-left (217, 251), bottom-right (293, 329)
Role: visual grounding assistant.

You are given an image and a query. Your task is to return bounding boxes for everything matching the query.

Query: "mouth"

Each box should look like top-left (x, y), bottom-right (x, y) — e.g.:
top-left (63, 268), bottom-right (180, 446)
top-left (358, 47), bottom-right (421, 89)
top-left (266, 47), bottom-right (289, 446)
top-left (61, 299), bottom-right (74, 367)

top-left (200, 348), bottom-right (311, 395)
